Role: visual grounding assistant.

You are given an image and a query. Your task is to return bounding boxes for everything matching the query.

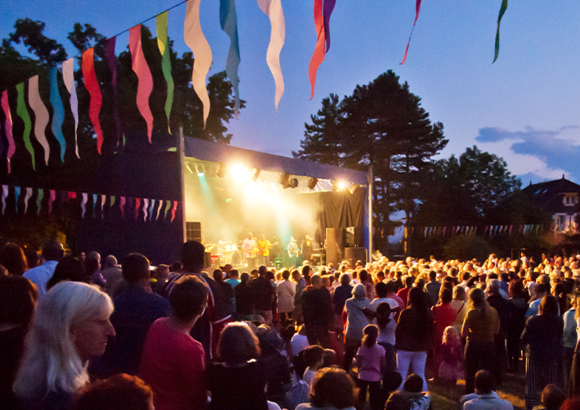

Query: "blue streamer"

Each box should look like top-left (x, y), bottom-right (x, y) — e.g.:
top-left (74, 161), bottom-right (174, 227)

top-left (15, 186), bottom-right (21, 211)
top-left (220, 0), bottom-right (241, 119)
top-left (49, 67), bottom-right (66, 161)
top-left (149, 199), bottom-right (156, 221)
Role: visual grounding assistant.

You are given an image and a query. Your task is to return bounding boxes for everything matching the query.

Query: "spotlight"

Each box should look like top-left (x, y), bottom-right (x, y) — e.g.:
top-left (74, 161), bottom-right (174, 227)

top-left (251, 168), bottom-right (261, 182)
top-left (288, 178), bottom-right (298, 189)
top-left (334, 180), bottom-right (347, 191)
top-left (216, 163), bottom-right (227, 178)
top-left (279, 173), bottom-right (290, 187)
top-left (307, 177), bottom-right (318, 190)
top-left (195, 164), bottom-right (205, 176)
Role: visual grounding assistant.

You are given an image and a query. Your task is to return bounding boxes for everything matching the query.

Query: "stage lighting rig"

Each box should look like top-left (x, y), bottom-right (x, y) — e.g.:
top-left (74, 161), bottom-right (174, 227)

top-left (216, 163), bottom-right (227, 178)
top-left (195, 164), bottom-right (205, 176)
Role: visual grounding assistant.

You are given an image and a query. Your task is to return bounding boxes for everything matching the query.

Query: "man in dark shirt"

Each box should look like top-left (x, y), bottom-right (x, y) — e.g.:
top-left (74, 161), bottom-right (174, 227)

top-left (301, 274), bottom-right (333, 347)
top-left (251, 266), bottom-right (276, 325)
top-left (487, 279), bottom-right (510, 386)
top-left (99, 253), bottom-right (170, 376)
top-left (235, 272), bottom-right (254, 320)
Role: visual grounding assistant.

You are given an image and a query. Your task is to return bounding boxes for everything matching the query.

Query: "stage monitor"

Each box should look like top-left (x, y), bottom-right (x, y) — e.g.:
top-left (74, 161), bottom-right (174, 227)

top-left (186, 222), bottom-right (202, 242)
top-left (344, 226), bottom-right (363, 247)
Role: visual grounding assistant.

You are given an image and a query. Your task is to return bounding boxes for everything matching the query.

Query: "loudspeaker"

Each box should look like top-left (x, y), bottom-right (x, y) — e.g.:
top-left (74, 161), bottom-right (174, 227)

top-left (344, 226), bottom-right (364, 247)
top-left (186, 222), bottom-right (202, 242)
top-left (326, 228), bottom-right (343, 265)
top-left (344, 247), bottom-right (367, 266)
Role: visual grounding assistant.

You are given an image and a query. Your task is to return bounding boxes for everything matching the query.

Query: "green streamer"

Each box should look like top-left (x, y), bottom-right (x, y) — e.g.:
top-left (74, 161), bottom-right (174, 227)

top-left (111, 196), bottom-right (116, 207)
top-left (493, 0), bottom-right (508, 64)
top-left (16, 83), bottom-right (35, 170)
top-left (36, 189), bottom-right (44, 215)
top-left (164, 200), bottom-right (171, 218)
top-left (156, 11), bottom-right (174, 133)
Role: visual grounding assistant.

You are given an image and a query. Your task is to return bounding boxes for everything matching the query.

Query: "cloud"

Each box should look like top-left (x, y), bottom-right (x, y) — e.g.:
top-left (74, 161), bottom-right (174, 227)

top-left (475, 126), bottom-right (580, 181)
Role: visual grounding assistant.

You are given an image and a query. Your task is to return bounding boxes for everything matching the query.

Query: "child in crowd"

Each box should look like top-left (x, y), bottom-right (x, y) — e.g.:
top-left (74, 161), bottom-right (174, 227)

top-left (398, 374), bottom-right (431, 410)
top-left (302, 345), bottom-right (325, 387)
top-left (356, 324), bottom-right (386, 410)
top-left (437, 326), bottom-right (464, 385)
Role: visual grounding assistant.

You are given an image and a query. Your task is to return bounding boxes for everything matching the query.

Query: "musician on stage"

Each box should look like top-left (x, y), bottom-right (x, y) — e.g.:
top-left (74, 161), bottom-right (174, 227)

top-left (301, 235), bottom-right (314, 264)
top-left (256, 234), bottom-right (272, 267)
top-left (287, 237), bottom-right (300, 268)
top-left (242, 232), bottom-right (257, 268)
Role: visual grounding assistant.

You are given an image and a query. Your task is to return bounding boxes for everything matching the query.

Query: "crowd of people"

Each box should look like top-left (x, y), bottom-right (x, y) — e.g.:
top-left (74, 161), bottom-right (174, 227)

top-left (3, 240), bottom-right (580, 410)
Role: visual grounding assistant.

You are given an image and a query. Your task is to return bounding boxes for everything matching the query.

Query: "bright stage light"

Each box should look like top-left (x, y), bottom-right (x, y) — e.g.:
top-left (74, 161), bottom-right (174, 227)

top-left (336, 181), bottom-right (347, 190)
top-left (230, 164), bottom-right (250, 182)
top-left (196, 164), bottom-right (205, 177)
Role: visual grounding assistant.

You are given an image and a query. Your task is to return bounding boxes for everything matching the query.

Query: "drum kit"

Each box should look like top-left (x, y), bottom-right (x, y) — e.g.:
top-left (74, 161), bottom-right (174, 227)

top-left (208, 242), bottom-right (242, 267)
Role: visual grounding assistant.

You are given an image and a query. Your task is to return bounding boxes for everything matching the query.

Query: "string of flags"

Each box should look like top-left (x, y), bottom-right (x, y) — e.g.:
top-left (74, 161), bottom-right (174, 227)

top-left (411, 224), bottom-right (554, 238)
top-left (1, 184), bottom-right (181, 223)
top-left (0, 0), bottom-right (511, 173)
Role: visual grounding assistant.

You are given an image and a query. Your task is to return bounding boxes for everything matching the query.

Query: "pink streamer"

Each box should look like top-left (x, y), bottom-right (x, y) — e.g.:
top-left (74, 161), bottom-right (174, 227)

top-left (400, 0), bottom-right (422, 65)
top-left (308, 0), bottom-right (326, 100)
top-left (120, 196), bottom-right (126, 219)
top-left (1, 91), bottom-right (15, 173)
top-left (49, 190), bottom-right (56, 214)
top-left (129, 25), bottom-right (154, 143)
top-left (82, 48), bottom-right (104, 154)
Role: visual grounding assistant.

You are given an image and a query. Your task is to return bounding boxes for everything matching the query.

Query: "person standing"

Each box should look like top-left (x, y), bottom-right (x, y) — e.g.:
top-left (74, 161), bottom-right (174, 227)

top-left (251, 266), bottom-right (276, 325)
top-left (23, 240), bottom-right (63, 300)
top-left (257, 235), bottom-right (272, 267)
top-left (100, 255), bottom-right (123, 298)
top-left (301, 274), bottom-right (334, 348)
top-left (242, 233), bottom-right (257, 269)
top-left (235, 273), bottom-right (254, 321)
top-left (277, 270), bottom-right (296, 324)
top-left (292, 269), bottom-right (308, 325)
top-left (301, 235), bottom-right (314, 264)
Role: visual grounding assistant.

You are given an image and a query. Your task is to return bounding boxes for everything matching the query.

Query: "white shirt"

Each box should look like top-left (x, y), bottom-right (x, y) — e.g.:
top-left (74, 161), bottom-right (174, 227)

top-left (460, 391), bottom-right (513, 410)
top-left (23, 260), bottom-right (58, 299)
top-left (242, 238), bottom-right (255, 258)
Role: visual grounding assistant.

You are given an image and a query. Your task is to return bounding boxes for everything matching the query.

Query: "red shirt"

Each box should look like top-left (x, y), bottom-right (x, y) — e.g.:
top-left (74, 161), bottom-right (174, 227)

top-left (432, 303), bottom-right (457, 348)
top-left (140, 318), bottom-right (207, 410)
top-left (397, 287), bottom-right (411, 307)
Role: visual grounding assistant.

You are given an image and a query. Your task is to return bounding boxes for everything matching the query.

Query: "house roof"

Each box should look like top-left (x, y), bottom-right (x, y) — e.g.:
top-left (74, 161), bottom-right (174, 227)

top-left (183, 136), bottom-right (369, 185)
top-left (522, 176), bottom-right (580, 209)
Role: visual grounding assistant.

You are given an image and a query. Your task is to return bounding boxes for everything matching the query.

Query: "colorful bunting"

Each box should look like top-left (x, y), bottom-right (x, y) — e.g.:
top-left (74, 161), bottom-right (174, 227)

top-left (1, 91), bottom-right (16, 173)
top-left (135, 198), bottom-right (141, 220)
top-left (308, 0), bottom-right (326, 100)
top-left (143, 198), bottom-right (149, 222)
top-left (156, 199), bottom-right (163, 220)
top-left (49, 190), bottom-right (56, 214)
top-left (149, 199), bottom-right (156, 221)
top-left (111, 195), bottom-right (116, 208)
top-left (120, 196), bottom-right (126, 219)
top-left (68, 191), bottom-right (77, 201)
top-left (171, 200), bottom-right (178, 222)
top-left (156, 11), bottom-right (174, 133)
top-left (62, 58), bottom-right (80, 158)
top-left (92, 194), bottom-right (98, 217)
top-left (36, 189), bottom-right (44, 215)
top-left (82, 48), bottom-right (105, 155)
top-left (258, 0), bottom-right (285, 110)
top-left (184, 0), bottom-right (213, 127)
top-left (220, 0), bottom-right (241, 119)
top-left (28, 76), bottom-right (51, 166)
top-left (104, 38), bottom-right (121, 147)
top-left (101, 194), bottom-right (106, 219)
top-left (81, 193), bottom-right (88, 218)
top-left (400, 0), bottom-right (422, 65)
top-left (1, 185), bottom-right (7, 214)
top-left (14, 187), bottom-right (21, 212)
top-left (493, 0), bottom-right (508, 63)
top-left (49, 67), bottom-right (66, 161)
top-left (24, 188), bottom-right (32, 213)
top-left (164, 200), bottom-right (171, 219)
top-left (16, 83), bottom-right (35, 170)
top-left (129, 25), bottom-right (154, 143)
top-left (323, 0), bottom-right (336, 52)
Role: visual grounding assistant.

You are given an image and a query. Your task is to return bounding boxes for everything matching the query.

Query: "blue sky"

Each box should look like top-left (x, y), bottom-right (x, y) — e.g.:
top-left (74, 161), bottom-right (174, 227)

top-left (3, 0), bottom-right (580, 185)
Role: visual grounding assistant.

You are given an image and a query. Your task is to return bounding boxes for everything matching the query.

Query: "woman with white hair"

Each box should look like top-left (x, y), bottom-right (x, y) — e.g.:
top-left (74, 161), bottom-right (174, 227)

top-left (13, 281), bottom-right (115, 410)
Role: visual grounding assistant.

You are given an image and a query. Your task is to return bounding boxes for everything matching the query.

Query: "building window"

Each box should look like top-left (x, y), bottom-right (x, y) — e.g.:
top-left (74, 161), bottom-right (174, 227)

top-left (563, 194), bottom-right (579, 206)
top-left (556, 214), bottom-right (567, 232)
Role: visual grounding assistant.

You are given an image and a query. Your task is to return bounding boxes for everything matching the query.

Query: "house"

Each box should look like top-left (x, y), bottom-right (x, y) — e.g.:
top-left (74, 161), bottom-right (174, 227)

top-left (522, 175), bottom-right (580, 234)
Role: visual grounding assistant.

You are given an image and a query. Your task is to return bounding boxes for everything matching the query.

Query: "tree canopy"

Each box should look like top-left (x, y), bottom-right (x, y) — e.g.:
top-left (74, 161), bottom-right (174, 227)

top-left (294, 70), bottom-right (448, 252)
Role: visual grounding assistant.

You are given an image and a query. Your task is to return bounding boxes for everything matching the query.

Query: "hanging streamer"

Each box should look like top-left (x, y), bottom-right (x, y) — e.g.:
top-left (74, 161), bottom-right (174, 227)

top-left (62, 58), bottom-right (80, 158)
top-left (156, 12), bottom-right (174, 133)
top-left (28, 76), bottom-right (51, 166)
top-left (171, 201), bottom-right (178, 222)
top-left (400, 0), bottom-right (422, 65)
top-left (143, 198), bottom-right (149, 222)
top-left (81, 193), bottom-right (88, 218)
top-left (120, 196), bottom-right (126, 219)
top-left (257, 0), bottom-right (285, 110)
top-left (104, 38), bottom-right (122, 147)
top-left (156, 199), bottom-right (163, 220)
top-left (16, 83), bottom-right (35, 170)
top-left (68, 191), bottom-right (77, 201)
top-left (129, 25), bottom-right (154, 143)
top-left (82, 48), bottom-right (105, 155)
top-left (1, 185), bottom-right (7, 214)
top-left (92, 194), bottom-right (98, 218)
top-left (308, 0), bottom-right (326, 100)
top-left (49, 68), bottom-right (66, 161)
top-left (184, 0), bottom-right (213, 127)
top-left (49, 190), bottom-right (56, 214)
top-left (149, 199), bottom-right (156, 221)
top-left (101, 194), bottom-right (106, 219)
top-left (220, 0), bottom-right (241, 119)
top-left (36, 189), bottom-right (44, 215)
top-left (323, 0), bottom-right (336, 52)
top-left (493, 0), bottom-right (508, 64)
top-left (14, 187), bottom-right (21, 213)
top-left (24, 188), bottom-right (32, 213)
top-left (135, 198), bottom-right (141, 220)
top-left (1, 91), bottom-right (16, 173)
top-left (164, 200), bottom-right (171, 219)
top-left (111, 195), bottom-right (116, 208)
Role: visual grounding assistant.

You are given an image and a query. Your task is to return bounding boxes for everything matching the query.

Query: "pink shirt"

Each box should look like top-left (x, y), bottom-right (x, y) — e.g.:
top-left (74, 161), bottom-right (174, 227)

top-left (357, 344), bottom-right (385, 382)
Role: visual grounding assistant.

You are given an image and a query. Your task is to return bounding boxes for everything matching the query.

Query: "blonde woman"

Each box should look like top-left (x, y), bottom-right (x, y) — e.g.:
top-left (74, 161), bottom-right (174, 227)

top-left (13, 282), bottom-right (115, 410)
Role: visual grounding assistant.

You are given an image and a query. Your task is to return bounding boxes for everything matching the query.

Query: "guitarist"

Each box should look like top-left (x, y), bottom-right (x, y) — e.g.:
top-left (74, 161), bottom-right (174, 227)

top-left (256, 234), bottom-right (272, 267)
top-left (242, 232), bottom-right (257, 269)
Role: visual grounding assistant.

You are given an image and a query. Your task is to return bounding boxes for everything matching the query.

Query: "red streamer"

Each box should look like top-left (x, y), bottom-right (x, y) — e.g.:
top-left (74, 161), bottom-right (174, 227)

top-left (171, 201), bottom-right (178, 222)
top-left (82, 48), bottom-right (105, 154)
top-left (135, 198), bottom-right (141, 221)
top-left (308, 0), bottom-right (326, 100)
top-left (400, 0), bottom-right (422, 65)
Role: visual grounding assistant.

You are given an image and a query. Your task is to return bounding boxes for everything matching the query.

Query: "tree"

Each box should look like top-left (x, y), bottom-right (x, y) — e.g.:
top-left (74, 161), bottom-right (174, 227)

top-left (294, 70), bottom-right (447, 253)
top-left (416, 146), bottom-right (521, 226)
